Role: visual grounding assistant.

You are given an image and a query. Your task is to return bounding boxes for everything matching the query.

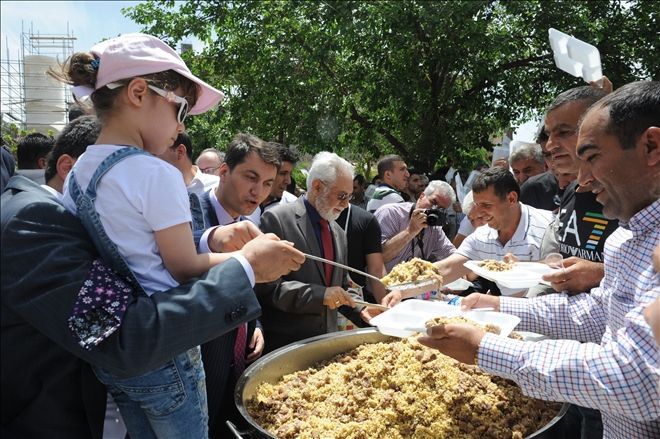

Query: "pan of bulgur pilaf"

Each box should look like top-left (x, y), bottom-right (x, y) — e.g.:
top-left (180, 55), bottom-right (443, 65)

top-left (234, 328), bottom-right (567, 439)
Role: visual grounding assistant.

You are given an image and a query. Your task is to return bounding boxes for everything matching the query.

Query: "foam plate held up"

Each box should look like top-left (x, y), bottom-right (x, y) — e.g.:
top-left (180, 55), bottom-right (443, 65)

top-left (464, 261), bottom-right (557, 291)
top-left (548, 28), bottom-right (603, 83)
top-left (369, 299), bottom-right (520, 338)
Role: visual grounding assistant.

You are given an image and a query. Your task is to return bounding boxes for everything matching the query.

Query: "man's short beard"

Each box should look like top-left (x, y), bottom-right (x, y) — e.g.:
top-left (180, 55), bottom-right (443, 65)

top-left (316, 186), bottom-right (340, 221)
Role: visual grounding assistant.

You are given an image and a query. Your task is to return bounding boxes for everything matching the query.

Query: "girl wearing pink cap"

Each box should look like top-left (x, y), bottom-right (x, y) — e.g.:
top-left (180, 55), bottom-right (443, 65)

top-left (51, 33), bottom-right (231, 438)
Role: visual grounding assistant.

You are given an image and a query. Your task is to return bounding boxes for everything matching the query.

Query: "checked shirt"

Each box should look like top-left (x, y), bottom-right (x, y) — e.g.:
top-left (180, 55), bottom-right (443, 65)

top-left (478, 199), bottom-right (660, 438)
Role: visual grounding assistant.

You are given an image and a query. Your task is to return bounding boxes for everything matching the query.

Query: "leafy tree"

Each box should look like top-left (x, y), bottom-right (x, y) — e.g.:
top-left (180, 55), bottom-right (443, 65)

top-left (124, 0), bottom-right (658, 171)
top-left (1, 121), bottom-right (38, 156)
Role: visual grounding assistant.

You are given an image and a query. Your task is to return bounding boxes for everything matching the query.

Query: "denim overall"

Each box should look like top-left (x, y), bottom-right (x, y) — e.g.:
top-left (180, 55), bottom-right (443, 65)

top-left (188, 191), bottom-right (206, 232)
top-left (69, 146), bottom-right (209, 438)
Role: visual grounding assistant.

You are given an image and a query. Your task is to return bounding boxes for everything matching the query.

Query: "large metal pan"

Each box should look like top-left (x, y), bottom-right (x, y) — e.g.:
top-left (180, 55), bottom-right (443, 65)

top-left (232, 328), bottom-right (568, 439)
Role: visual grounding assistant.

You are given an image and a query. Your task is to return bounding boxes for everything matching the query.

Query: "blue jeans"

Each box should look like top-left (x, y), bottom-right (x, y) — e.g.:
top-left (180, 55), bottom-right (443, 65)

top-left (94, 347), bottom-right (209, 439)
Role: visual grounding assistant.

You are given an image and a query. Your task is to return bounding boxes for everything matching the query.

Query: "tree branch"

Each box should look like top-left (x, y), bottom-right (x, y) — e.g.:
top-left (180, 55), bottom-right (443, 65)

top-left (461, 53), bottom-right (553, 99)
top-left (349, 106), bottom-right (408, 157)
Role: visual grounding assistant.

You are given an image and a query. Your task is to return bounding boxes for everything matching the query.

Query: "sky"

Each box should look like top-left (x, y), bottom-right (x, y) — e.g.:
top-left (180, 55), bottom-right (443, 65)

top-left (0, 0), bottom-right (538, 142)
top-left (513, 119), bottom-right (540, 143)
top-left (1, 1), bottom-right (148, 59)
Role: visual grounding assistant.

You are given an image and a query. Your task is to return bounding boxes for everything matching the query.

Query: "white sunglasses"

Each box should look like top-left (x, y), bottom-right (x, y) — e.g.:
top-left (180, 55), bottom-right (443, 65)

top-left (106, 81), bottom-right (189, 124)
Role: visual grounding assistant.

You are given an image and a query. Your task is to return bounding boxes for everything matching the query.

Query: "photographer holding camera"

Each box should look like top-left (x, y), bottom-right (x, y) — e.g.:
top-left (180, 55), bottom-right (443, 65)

top-left (374, 180), bottom-right (457, 272)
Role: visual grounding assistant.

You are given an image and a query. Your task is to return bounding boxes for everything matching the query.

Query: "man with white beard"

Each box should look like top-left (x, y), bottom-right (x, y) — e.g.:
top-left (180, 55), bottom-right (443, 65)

top-left (257, 151), bottom-right (377, 352)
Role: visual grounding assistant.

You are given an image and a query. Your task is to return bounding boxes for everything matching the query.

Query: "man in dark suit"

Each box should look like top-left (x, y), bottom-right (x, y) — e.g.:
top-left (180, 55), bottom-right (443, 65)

top-left (1, 175), bottom-right (304, 438)
top-left (194, 133), bottom-right (280, 437)
top-left (1, 143), bottom-right (15, 192)
top-left (258, 151), bottom-right (376, 352)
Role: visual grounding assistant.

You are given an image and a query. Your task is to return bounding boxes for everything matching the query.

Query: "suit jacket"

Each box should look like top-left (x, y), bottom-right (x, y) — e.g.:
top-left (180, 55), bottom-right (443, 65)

top-left (1, 145), bottom-right (15, 193)
top-left (257, 197), bottom-right (364, 352)
top-left (1, 176), bottom-right (260, 438)
top-left (196, 190), bottom-right (259, 437)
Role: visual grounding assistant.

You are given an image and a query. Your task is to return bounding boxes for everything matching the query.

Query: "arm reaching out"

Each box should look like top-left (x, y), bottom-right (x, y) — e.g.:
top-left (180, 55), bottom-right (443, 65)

top-left (207, 220), bottom-right (262, 252)
top-left (156, 222), bottom-right (240, 282)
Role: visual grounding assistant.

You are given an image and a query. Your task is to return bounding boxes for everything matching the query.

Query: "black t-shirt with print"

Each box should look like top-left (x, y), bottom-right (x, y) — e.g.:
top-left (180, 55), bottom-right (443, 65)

top-left (556, 181), bottom-right (619, 262)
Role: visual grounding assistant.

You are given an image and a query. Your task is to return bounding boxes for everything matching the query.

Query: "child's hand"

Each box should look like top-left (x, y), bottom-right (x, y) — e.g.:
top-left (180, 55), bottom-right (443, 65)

top-left (208, 221), bottom-right (262, 252)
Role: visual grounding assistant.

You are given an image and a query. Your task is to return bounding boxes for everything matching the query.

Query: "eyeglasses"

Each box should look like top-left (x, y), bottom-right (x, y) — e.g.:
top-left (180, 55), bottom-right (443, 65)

top-left (320, 180), bottom-right (353, 201)
top-left (106, 81), bottom-right (189, 124)
top-left (147, 84), bottom-right (189, 124)
top-left (200, 166), bottom-right (220, 174)
top-left (336, 192), bottom-right (354, 201)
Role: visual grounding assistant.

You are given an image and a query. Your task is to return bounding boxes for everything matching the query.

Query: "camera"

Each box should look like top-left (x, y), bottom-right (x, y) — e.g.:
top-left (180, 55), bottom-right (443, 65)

top-left (424, 208), bottom-right (446, 227)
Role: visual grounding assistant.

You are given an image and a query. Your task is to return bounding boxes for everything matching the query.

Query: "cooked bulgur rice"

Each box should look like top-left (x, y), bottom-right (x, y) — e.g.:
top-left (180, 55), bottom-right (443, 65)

top-left (248, 330), bottom-right (560, 439)
top-left (381, 258), bottom-right (443, 286)
top-left (479, 259), bottom-right (514, 272)
top-left (425, 315), bottom-right (502, 335)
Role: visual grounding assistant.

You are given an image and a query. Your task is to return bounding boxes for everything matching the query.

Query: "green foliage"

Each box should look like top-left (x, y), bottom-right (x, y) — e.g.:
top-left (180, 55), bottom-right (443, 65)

top-left (1, 121), bottom-right (36, 156)
top-left (124, 0), bottom-right (659, 172)
top-left (291, 166), bottom-right (308, 192)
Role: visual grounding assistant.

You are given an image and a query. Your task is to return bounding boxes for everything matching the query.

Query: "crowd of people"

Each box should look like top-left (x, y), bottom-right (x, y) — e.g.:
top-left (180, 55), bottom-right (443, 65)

top-left (1, 31), bottom-right (658, 439)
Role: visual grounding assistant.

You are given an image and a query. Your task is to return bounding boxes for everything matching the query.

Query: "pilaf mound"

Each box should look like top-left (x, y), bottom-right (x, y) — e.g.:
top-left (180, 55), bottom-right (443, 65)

top-left (248, 335), bottom-right (560, 439)
top-left (425, 315), bottom-right (501, 335)
top-left (479, 259), bottom-right (514, 272)
top-left (381, 257), bottom-right (443, 286)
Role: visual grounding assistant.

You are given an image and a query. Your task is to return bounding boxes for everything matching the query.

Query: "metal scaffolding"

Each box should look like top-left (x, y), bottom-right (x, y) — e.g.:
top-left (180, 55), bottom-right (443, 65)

top-left (1, 36), bottom-right (24, 128)
top-left (1, 22), bottom-right (76, 133)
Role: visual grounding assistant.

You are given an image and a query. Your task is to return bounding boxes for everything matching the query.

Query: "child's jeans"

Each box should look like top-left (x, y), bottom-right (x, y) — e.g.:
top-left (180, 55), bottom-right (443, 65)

top-left (94, 346), bottom-right (208, 438)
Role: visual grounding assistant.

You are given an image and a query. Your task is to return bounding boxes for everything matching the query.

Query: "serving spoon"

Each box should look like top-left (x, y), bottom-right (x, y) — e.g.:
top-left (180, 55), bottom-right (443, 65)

top-left (303, 253), bottom-right (441, 292)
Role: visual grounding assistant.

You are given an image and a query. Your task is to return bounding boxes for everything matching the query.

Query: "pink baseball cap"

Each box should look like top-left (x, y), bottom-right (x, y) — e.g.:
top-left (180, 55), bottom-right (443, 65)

top-left (83, 33), bottom-right (224, 115)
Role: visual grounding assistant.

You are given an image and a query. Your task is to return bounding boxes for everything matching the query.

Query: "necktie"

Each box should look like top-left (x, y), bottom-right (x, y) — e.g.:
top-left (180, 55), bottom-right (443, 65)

top-left (228, 216), bottom-right (248, 378)
top-left (233, 322), bottom-right (248, 379)
top-left (319, 218), bottom-right (334, 285)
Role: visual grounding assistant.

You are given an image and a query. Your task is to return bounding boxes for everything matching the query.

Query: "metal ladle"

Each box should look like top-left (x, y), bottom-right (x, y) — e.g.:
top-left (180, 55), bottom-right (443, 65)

top-left (303, 253), bottom-right (441, 293)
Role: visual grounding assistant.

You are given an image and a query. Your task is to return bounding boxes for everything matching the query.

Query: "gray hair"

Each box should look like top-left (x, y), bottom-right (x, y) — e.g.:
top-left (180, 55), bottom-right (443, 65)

top-left (306, 151), bottom-right (354, 188)
top-left (547, 86), bottom-right (608, 114)
top-left (462, 190), bottom-right (474, 215)
top-left (423, 180), bottom-right (456, 203)
top-left (510, 143), bottom-right (544, 166)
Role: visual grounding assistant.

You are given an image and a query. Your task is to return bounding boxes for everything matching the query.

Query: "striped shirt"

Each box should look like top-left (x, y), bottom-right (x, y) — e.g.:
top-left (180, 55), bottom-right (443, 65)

top-left (478, 199), bottom-right (660, 438)
top-left (375, 202), bottom-right (456, 272)
top-left (457, 203), bottom-right (553, 295)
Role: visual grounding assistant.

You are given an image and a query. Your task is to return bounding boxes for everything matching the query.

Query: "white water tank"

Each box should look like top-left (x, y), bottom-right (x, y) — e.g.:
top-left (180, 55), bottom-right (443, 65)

top-left (23, 55), bottom-right (67, 134)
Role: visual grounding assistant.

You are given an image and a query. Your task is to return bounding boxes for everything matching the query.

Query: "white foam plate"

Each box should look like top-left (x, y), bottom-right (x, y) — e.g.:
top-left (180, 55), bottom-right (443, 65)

top-left (369, 299), bottom-right (520, 338)
top-left (443, 278), bottom-right (473, 291)
top-left (386, 278), bottom-right (438, 292)
top-left (464, 260), bottom-right (557, 289)
top-left (548, 28), bottom-right (603, 82)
